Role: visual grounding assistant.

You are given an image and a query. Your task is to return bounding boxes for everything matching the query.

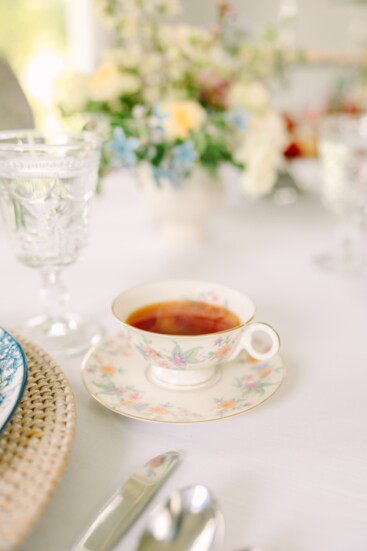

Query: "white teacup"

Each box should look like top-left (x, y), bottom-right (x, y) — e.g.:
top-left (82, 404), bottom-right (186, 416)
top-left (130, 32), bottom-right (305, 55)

top-left (112, 280), bottom-right (280, 391)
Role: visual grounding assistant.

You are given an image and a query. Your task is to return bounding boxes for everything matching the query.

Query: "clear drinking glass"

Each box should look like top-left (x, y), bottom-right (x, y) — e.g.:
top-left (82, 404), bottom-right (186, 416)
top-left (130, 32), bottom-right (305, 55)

top-left (318, 114), bottom-right (367, 273)
top-left (0, 130), bottom-right (102, 355)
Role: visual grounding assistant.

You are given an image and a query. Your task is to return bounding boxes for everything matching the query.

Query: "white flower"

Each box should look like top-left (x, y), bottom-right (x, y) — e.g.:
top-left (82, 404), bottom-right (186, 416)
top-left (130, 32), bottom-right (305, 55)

top-left (203, 46), bottom-right (238, 78)
top-left (228, 81), bottom-right (271, 114)
top-left (89, 62), bottom-right (140, 102)
top-left (143, 86), bottom-right (161, 104)
top-left (160, 24), bottom-right (211, 58)
top-left (235, 111), bottom-right (287, 197)
top-left (93, 0), bottom-right (117, 29)
top-left (102, 47), bottom-right (143, 70)
top-left (53, 71), bottom-right (89, 113)
top-left (165, 59), bottom-right (187, 82)
top-left (132, 105), bottom-right (147, 118)
top-left (160, 99), bottom-right (207, 140)
top-left (116, 14), bottom-right (141, 40)
top-left (139, 53), bottom-right (163, 77)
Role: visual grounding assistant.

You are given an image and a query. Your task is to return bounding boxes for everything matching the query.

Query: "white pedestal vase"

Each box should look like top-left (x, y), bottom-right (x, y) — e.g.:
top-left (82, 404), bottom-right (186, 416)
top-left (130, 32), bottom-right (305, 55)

top-left (136, 164), bottom-right (225, 246)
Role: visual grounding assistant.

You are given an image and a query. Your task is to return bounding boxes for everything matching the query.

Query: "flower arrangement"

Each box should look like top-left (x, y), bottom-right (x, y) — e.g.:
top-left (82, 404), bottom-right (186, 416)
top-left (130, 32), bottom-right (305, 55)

top-left (56, 0), bottom-right (288, 197)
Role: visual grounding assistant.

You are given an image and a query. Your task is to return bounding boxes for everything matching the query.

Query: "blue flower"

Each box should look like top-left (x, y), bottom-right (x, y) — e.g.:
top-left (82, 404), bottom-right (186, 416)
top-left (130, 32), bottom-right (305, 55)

top-left (171, 141), bottom-right (198, 171)
top-left (152, 166), bottom-right (174, 186)
top-left (150, 104), bottom-right (170, 134)
top-left (107, 127), bottom-right (140, 167)
top-left (226, 109), bottom-right (249, 131)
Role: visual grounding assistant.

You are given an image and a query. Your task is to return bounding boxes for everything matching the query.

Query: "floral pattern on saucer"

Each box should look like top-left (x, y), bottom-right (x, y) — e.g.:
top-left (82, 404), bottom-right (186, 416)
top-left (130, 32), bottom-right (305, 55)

top-left (0, 328), bottom-right (28, 432)
top-left (82, 333), bottom-right (286, 424)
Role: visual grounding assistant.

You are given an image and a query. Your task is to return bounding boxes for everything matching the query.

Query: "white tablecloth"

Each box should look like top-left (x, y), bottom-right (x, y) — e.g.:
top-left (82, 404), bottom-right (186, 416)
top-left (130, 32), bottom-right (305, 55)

top-left (1, 172), bottom-right (367, 551)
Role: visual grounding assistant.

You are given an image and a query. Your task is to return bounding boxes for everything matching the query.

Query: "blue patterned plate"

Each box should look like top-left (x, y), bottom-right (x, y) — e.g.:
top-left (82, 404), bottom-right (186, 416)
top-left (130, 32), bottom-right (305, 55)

top-left (0, 328), bottom-right (28, 433)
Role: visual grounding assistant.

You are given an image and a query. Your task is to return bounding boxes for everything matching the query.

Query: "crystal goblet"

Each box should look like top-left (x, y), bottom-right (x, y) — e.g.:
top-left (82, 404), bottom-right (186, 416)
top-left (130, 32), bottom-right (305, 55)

top-left (317, 114), bottom-right (367, 274)
top-left (0, 130), bottom-right (102, 355)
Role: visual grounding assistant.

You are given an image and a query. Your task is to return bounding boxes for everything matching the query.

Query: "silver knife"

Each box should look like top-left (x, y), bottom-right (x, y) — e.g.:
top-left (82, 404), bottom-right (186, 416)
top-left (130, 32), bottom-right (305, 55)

top-left (72, 451), bottom-right (182, 551)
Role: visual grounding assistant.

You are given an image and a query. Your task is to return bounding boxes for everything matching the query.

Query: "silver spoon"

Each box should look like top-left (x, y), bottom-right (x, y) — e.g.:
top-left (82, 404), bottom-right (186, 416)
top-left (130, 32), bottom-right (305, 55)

top-left (135, 484), bottom-right (224, 551)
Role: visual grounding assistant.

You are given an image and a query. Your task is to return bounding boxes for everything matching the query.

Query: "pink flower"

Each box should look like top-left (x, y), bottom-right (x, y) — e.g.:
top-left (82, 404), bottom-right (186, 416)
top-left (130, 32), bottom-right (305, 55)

top-left (127, 392), bottom-right (140, 400)
top-left (196, 74), bottom-right (231, 108)
top-left (171, 356), bottom-right (187, 367)
top-left (245, 381), bottom-right (258, 390)
top-left (158, 360), bottom-right (170, 368)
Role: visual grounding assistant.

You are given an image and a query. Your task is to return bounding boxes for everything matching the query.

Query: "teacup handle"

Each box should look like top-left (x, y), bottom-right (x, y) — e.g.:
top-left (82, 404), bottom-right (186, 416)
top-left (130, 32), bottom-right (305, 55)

top-left (230, 322), bottom-right (280, 362)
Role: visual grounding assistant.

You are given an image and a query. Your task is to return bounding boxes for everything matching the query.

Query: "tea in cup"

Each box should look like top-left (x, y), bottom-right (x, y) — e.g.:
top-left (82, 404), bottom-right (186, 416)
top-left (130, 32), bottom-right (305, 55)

top-left (112, 280), bottom-right (280, 390)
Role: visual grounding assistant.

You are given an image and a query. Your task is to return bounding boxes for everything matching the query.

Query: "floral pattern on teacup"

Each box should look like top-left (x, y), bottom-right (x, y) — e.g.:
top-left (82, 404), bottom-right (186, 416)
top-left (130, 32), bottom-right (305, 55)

top-left (183, 289), bottom-right (229, 308)
top-left (131, 332), bottom-right (238, 370)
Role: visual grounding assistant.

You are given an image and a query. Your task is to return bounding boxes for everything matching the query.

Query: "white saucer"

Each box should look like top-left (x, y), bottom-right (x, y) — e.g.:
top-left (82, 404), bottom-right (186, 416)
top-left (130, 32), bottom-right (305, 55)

top-left (81, 333), bottom-right (286, 424)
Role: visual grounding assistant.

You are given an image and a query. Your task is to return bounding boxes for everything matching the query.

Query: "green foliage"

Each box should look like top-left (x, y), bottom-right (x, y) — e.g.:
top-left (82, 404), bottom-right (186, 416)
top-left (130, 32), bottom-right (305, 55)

top-left (55, 0), bottom-right (287, 187)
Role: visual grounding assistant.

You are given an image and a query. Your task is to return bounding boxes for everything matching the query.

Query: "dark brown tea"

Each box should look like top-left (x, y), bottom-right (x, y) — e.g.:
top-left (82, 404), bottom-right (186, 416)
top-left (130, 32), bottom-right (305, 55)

top-left (126, 300), bottom-right (241, 336)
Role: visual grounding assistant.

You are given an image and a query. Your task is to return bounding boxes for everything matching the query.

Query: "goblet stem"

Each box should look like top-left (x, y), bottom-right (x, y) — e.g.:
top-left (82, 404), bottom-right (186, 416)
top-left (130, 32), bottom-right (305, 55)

top-left (39, 267), bottom-right (70, 336)
top-left (22, 265), bottom-right (103, 355)
top-left (335, 218), bottom-right (358, 264)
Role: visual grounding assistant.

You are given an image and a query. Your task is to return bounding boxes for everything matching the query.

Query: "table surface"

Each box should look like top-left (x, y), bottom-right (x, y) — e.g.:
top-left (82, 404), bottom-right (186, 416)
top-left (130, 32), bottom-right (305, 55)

top-left (1, 171), bottom-right (367, 551)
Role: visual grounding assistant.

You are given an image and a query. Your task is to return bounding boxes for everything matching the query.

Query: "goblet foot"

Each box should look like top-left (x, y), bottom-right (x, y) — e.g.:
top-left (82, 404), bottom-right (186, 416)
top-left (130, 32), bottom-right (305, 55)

top-left (20, 313), bottom-right (104, 356)
top-left (146, 364), bottom-right (222, 391)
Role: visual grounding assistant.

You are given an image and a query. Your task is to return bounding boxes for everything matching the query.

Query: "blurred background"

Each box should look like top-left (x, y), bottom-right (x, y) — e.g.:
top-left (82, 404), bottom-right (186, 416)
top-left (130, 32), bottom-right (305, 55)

top-left (1, 0), bottom-right (366, 130)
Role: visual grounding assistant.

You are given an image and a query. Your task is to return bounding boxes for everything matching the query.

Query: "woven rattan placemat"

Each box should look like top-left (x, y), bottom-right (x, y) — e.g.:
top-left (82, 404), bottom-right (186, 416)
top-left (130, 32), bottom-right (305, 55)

top-left (0, 332), bottom-right (76, 551)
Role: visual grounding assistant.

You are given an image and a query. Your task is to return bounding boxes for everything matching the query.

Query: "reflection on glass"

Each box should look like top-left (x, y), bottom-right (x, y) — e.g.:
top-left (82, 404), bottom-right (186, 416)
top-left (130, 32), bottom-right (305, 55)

top-left (0, 131), bottom-right (102, 355)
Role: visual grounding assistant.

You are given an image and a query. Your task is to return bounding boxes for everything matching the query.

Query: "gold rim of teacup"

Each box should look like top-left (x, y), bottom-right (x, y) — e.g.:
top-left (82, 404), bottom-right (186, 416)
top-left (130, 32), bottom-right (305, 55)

top-left (111, 279), bottom-right (256, 339)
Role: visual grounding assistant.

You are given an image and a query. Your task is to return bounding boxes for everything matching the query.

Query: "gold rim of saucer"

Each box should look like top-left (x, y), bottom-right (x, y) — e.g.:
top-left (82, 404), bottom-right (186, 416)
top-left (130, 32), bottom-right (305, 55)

top-left (81, 333), bottom-right (286, 425)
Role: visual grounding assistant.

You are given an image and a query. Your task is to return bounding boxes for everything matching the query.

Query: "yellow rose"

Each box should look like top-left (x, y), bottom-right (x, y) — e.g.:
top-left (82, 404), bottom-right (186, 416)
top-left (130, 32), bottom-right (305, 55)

top-left (89, 62), bottom-right (139, 102)
top-left (160, 100), bottom-right (207, 140)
